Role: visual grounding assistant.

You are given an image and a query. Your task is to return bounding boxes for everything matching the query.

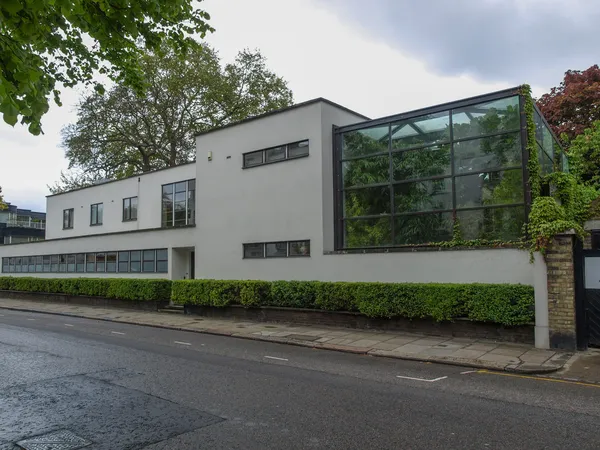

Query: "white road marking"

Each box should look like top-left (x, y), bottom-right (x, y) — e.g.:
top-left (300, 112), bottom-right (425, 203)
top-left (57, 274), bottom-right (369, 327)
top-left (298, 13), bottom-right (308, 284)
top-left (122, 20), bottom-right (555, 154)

top-left (27, 318), bottom-right (35, 321)
top-left (396, 375), bottom-right (448, 383)
top-left (64, 324), bottom-right (74, 327)
top-left (111, 331), bottom-right (125, 335)
top-left (264, 356), bottom-right (288, 361)
top-left (0, 314), bottom-right (4, 316)
top-left (460, 370), bottom-right (478, 375)
top-left (174, 341), bottom-right (192, 346)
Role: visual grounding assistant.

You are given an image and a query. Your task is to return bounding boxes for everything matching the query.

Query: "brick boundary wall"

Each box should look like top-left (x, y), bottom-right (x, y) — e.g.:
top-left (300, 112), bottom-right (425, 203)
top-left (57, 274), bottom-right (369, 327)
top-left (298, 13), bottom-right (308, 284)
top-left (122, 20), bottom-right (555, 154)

top-left (545, 233), bottom-right (577, 349)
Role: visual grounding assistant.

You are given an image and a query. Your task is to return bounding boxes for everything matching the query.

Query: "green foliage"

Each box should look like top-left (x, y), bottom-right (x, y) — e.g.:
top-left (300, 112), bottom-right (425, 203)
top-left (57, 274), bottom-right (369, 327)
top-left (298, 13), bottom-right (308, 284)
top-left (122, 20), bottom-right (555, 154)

top-left (50, 45), bottom-right (293, 193)
top-left (240, 281), bottom-right (271, 307)
top-left (1, 0), bottom-right (213, 135)
top-left (172, 279), bottom-right (534, 326)
top-left (526, 171), bottom-right (599, 255)
top-left (463, 284), bottom-right (536, 325)
top-left (314, 282), bottom-right (358, 312)
top-left (270, 281), bottom-right (318, 309)
top-left (568, 121), bottom-right (600, 188)
top-left (0, 186), bottom-right (6, 210)
top-left (521, 84), bottom-right (541, 199)
top-left (0, 277), bottom-right (170, 301)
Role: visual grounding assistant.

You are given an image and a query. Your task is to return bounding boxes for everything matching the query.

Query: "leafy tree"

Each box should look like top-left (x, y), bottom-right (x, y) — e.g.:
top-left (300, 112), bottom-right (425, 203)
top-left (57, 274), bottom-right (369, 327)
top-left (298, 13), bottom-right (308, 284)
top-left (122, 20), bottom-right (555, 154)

top-left (0, 186), bottom-right (6, 210)
top-left (567, 120), bottom-right (600, 187)
top-left (50, 45), bottom-right (293, 193)
top-left (537, 65), bottom-right (600, 144)
top-left (1, 0), bottom-right (213, 135)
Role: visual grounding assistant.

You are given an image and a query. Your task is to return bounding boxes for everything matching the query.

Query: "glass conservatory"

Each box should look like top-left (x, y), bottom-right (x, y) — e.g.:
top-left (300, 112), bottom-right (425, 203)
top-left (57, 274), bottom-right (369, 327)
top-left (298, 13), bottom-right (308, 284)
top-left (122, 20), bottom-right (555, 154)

top-left (333, 86), bottom-right (565, 249)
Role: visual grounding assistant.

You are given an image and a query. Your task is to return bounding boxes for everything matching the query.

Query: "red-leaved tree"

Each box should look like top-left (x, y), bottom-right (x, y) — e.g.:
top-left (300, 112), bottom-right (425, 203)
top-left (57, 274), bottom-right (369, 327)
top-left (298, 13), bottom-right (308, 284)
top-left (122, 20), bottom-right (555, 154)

top-left (537, 65), bottom-right (600, 144)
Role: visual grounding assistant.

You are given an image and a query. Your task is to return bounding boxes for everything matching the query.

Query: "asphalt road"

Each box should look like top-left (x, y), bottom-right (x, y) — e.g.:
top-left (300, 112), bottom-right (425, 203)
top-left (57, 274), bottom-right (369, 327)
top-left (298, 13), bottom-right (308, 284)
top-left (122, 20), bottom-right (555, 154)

top-left (1, 309), bottom-right (599, 450)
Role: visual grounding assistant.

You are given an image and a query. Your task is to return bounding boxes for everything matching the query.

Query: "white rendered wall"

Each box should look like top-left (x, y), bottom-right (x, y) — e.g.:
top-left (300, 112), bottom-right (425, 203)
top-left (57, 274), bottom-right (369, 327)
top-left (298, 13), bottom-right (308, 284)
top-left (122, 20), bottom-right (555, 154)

top-left (45, 163), bottom-right (196, 239)
top-left (194, 101), bottom-right (536, 286)
top-left (0, 227), bottom-right (196, 279)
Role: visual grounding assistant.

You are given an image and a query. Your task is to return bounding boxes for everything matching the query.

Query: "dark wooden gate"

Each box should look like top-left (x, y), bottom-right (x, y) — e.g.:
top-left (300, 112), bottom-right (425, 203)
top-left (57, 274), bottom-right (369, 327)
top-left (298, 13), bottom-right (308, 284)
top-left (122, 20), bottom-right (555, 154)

top-left (577, 248), bottom-right (600, 348)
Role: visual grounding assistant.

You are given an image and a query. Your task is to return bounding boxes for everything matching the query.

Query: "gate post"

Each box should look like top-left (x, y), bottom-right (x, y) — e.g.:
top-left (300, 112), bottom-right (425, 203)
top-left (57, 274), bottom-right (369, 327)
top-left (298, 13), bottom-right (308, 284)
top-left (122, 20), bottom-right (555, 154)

top-left (545, 232), bottom-right (578, 350)
top-left (533, 252), bottom-right (549, 349)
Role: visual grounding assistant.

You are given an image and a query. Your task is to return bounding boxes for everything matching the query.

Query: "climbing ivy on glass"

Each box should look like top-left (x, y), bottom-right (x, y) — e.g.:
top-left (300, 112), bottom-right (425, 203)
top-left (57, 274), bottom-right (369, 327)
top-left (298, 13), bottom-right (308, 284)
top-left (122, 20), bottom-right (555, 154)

top-left (521, 84), bottom-right (541, 199)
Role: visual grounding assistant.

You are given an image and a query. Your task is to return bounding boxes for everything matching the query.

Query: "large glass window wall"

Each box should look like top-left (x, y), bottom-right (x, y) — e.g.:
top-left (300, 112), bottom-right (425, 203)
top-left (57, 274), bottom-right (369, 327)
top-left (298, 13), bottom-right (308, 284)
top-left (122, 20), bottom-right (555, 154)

top-left (336, 92), bottom-right (563, 248)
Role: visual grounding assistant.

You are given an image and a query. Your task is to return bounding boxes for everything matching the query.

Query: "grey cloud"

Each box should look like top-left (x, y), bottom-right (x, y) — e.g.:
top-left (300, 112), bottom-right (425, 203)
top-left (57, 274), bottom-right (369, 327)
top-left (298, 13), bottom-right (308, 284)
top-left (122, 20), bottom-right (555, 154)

top-left (319, 0), bottom-right (599, 88)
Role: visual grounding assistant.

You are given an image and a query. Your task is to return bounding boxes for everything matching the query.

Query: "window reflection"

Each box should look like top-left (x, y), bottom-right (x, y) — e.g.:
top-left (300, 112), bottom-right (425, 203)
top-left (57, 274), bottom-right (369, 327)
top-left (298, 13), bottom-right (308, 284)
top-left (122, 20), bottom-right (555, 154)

top-left (452, 96), bottom-right (520, 140)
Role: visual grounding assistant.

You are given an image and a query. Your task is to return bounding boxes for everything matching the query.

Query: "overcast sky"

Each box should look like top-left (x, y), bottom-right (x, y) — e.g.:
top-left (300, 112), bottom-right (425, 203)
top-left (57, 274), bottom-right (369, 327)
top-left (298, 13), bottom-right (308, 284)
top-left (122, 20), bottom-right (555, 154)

top-left (1, 0), bottom-right (596, 212)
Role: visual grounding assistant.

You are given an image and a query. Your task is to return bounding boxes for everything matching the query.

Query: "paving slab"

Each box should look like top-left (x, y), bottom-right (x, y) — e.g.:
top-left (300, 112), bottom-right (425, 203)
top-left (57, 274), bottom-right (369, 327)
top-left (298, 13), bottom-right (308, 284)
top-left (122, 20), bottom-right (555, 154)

top-left (0, 297), bottom-right (570, 375)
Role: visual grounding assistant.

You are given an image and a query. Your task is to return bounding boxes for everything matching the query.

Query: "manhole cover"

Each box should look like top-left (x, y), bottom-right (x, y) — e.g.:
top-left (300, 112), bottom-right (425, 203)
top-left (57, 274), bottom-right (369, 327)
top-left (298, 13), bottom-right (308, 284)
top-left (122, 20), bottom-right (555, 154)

top-left (16, 429), bottom-right (92, 450)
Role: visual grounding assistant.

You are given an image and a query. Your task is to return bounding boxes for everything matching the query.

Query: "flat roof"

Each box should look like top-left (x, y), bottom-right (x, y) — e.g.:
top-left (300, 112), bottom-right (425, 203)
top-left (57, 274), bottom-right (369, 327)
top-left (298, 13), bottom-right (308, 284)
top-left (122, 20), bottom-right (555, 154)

top-left (335, 86), bottom-right (523, 133)
top-left (194, 97), bottom-right (371, 138)
top-left (46, 161), bottom-right (196, 198)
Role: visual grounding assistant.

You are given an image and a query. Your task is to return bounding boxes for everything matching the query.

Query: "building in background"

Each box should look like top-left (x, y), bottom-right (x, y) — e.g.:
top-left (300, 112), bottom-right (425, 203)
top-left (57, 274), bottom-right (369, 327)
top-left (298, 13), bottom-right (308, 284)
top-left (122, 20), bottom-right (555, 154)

top-left (0, 203), bottom-right (46, 245)
top-left (0, 87), bottom-right (562, 288)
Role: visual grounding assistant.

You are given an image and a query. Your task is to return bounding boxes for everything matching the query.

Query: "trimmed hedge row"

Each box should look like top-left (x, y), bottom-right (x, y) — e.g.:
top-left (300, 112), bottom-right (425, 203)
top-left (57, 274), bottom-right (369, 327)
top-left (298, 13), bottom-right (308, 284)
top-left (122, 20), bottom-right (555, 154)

top-left (171, 279), bottom-right (534, 326)
top-left (0, 277), bottom-right (171, 301)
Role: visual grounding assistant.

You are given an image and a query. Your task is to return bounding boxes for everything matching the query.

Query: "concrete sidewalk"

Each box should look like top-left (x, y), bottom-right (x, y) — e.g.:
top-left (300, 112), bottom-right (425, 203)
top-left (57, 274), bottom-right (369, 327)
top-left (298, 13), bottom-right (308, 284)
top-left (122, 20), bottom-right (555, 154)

top-left (0, 298), bottom-right (572, 374)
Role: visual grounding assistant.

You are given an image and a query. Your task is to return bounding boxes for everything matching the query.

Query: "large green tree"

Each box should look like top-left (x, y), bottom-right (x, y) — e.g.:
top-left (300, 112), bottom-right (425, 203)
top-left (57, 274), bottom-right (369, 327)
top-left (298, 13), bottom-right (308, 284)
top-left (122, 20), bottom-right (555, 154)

top-left (568, 120), bottom-right (600, 188)
top-left (50, 45), bottom-right (293, 193)
top-left (1, 0), bottom-right (213, 135)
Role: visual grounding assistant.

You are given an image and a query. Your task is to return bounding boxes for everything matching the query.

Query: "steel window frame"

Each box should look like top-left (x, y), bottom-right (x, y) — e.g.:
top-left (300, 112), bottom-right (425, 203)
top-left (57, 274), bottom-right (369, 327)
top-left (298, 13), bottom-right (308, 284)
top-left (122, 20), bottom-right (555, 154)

top-left (242, 139), bottom-right (310, 169)
top-left (334, 89), bottom-right (529, 250)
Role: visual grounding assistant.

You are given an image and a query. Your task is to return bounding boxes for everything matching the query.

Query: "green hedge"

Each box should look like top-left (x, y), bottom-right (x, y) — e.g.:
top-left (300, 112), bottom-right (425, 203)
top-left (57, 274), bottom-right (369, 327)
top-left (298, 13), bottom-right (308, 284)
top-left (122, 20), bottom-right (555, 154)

top-left (172, 279), bottom-right (534, 326)
top-left (0, 277), bottom-right (171, 301)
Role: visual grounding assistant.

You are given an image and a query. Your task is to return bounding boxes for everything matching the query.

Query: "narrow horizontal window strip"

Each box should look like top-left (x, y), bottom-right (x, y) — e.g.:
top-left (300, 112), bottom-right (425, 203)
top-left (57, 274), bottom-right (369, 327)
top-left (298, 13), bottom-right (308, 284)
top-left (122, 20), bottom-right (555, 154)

top-left (1, 248), bottom-right (168, 274)
top-left (243, 139), bottom-right (309, 168)
top-left (243, 240), bottom-right (310, 258)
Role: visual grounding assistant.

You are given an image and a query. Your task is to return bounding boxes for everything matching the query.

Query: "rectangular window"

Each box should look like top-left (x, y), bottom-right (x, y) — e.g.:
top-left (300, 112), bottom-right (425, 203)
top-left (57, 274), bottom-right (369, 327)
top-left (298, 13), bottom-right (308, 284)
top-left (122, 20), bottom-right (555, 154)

top-left (86, 253), bottom-right (96, 272)
top-left (130, 251), bottom-right (141, 272)
top-left (156, 249), bottom-right (168, 273)
top-left (288, 141), bottom-right (310, 159)
top-left (59, 254), bottom-right (67, 272)
top-left (43, 255), bottom-right (51, 272)
top-left (96, 253), bottom-right (105, 272)
top-left (35, 256), bottom-right (42, 272)
top-left (90, 203), bottom-right (103, 226)
top-left (243, 150), bottom-right (264, 167)
top-left (50, 254), bottom-right (59, 272)
top-left (21, 257), bottom-right (28, 273)
top-left (67, 254), bottom-right (76, 272)
top-left (142, 250), bottom-right (155, 272)
top-left (289, 240), bottom-right (311, 257)
top-left (76, 254), bottom-right (85, 272)
top-left (243, 140), bottom-right (309, 168)
top-left (118, 251), bottom-right (130, 272)
top-left (123, 197), bottom-right (138, 221)
top-left (243, 243), bottom-right (264, 259)
top-left (28, 256), bottom-right (35, 273)
top-left (106, 252), bottom-right (117, 272)
top-left (266, 242), bottom-right (288, 258)
top-left (162, 180), bottom-right (195, 228)
top-left (1, 257), bottom-right (8, 273)
top-left (244, 241), bottom-right (311, 258)
top-left (9, 257), bottom-right (15, 273)
top-left (15, 257), bottom-right (21, 273)
top-left (63, 208), bottom-right (74, 229)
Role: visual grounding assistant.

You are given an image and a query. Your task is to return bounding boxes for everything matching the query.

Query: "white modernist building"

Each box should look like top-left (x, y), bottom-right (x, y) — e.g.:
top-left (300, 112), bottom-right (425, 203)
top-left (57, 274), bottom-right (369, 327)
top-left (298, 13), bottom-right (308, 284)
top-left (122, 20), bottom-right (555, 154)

top-left (0, 93), bottom-right (541, 287)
